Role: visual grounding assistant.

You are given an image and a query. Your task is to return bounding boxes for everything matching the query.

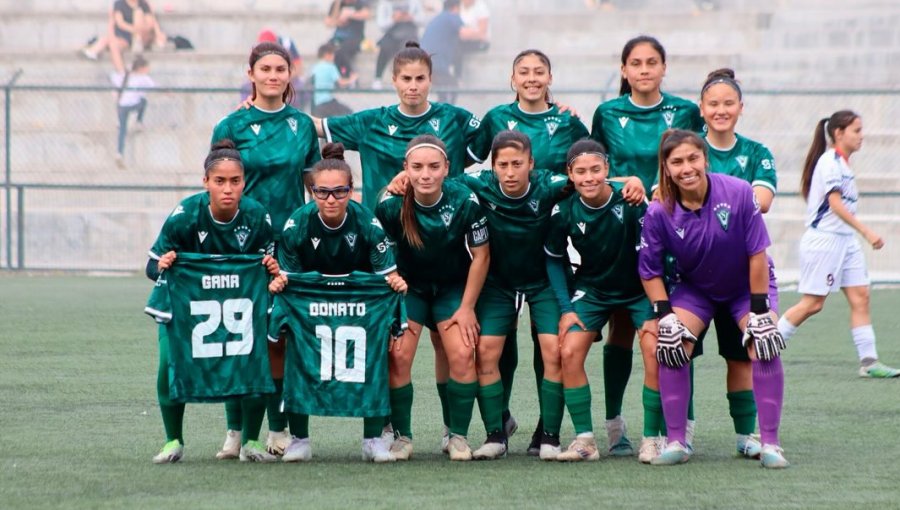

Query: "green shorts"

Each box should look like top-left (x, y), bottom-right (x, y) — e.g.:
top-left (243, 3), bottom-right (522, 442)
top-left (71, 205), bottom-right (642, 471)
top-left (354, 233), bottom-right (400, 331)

top-left (570, 286), bottom-right (654, 334)
top-left (476, 280), bottom-right (561, 337)
top-left (405, 281), bottom-right (465, 331)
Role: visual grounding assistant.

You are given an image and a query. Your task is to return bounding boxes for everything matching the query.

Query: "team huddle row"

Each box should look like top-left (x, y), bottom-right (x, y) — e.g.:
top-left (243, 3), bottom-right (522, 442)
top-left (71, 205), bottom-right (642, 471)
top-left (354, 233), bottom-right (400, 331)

top-left (143, 34), bottom-right (891, 468)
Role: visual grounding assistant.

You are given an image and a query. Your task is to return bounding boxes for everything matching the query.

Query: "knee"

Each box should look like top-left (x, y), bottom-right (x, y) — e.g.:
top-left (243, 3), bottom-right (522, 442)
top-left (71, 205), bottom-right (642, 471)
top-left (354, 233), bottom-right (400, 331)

top-left (559, 344), bottom-right (580, 371)
top-left (447, 345), bottom-right (475, 372)
top-left (806, 299), bottom-right (825, 316)
top-left (389, 348), bottom-right (414, 376)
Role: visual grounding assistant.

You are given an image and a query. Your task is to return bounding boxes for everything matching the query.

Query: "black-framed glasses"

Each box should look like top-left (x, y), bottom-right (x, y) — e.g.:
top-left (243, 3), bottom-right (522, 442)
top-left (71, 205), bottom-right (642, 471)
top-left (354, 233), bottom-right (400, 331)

top-left (311, 186), bottom-right (351, 200)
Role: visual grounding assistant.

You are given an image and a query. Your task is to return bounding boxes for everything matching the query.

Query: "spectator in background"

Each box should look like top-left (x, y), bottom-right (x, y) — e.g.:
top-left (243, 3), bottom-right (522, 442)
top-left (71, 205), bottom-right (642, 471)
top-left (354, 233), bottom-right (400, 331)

top-left (420, 0), bottom-right (463, 104)
top-left (241, 30), bottom-right (310, 111)
top-left (111, 55), bottom-right (154, 167)
top-left (93, 0), bottom-right (167, 73)
top-left (311, 42), bottom-right (357, 117)
top-left (372, 0), bottom-right (427, 90)
top-left (325, 0), bottom-right (372, 80)
top-left (456, 0), bottom-right (490, 79)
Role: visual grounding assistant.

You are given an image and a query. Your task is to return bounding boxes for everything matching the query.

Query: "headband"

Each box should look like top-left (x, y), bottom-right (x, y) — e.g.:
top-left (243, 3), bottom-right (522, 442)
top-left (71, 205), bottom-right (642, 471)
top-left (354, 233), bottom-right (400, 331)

top-left (255, 49), bottom-right (289, 62)
top-left (205, 156), bottom-right (243, 171)
top-left (701, 76), bottom-right (742, 99)
top-left (405, 142), bottom-right (448, 159)
top-left (567, 151), bottom-right (608, 167)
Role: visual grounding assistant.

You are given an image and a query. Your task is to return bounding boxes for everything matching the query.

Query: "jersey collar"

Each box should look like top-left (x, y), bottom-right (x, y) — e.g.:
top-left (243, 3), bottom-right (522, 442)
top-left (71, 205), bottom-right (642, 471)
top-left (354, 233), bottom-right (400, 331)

top-left (414, 192), bottom-right (443, 208)
top-left (397, 102), bottom-right (433, 118)
top-left (499, 181), bottom-right (531, 200)
top-left (834, 147), bottom-right (849, 162)
top-left (705, 135), bottom-right (738, 152)
top-left (627, 94), bottom-right (664, 110)
top-left (515, 102), bottom-right (553, 116)
top-left (252, 103), bottom-right (287, 114)
top-left (318, 212), bottom-right (348, 231)
top-left (207, 206), bottom-right (240, 225)
top-left (578, 187), bottom-right (614, 210)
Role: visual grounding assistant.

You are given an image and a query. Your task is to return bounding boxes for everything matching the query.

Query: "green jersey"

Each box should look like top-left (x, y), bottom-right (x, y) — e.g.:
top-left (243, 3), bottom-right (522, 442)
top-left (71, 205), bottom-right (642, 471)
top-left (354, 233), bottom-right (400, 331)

top-left (149, 192), bottom-right (274, 260)
top-left (145, 253), bottom-right (275, 403)
top-left (469, 102), bottom-right (590, 174)
top-left (211, 104), bottom-right (321, 240)
top-left (269, 271), bottom-right (407, 417)
top-left (460, 168), bottom-right (569, 289)
top-left (323, 102), bottom-right (482, 209)
top-left (545, 182), bottom-right (647, 300)
top-left (590, 93), bottom-right (704, 191)
top-left (705, 133), bottom-right (777, 193)
top-left (279, 200), bottom-right (396, 275)
top-left (375, 180), bottom-right (489, 286)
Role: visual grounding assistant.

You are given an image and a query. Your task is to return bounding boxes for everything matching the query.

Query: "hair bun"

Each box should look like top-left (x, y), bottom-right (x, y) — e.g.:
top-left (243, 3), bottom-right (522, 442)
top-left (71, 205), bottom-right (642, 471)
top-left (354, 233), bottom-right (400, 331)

top-left (321, 142), bottom-right (346, 161)
top-left (706, 67), bottom-right (736, 81)
top-left (404, 40), bottom-right (421, 49)
top-left (211, 138), bottom-right (237, 151)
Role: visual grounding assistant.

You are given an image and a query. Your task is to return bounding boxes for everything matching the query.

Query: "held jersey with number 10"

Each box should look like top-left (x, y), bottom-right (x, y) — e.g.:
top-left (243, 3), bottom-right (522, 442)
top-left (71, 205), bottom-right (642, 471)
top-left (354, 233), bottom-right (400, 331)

top-left (145, 253), bottom-right (275, 403)
top-left (268, 271), bottom-right (407, 418)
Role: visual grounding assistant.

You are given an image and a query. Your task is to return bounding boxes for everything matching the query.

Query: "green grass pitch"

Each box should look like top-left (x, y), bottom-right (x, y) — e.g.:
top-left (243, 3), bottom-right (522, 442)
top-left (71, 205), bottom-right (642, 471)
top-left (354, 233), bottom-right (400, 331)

top-left (1, 275), bottom-right (899, 509)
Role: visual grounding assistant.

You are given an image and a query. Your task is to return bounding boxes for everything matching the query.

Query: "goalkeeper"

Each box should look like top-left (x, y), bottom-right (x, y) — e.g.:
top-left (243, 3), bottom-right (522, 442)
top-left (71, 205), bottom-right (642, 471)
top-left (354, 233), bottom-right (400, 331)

top-left (638, 130), bottom-right (788, 469)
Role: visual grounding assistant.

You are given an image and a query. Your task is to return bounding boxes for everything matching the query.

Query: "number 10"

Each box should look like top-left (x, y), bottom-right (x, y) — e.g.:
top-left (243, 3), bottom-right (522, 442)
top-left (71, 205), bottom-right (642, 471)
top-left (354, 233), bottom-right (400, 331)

top-left (316, 325), bottom-right (367, 383)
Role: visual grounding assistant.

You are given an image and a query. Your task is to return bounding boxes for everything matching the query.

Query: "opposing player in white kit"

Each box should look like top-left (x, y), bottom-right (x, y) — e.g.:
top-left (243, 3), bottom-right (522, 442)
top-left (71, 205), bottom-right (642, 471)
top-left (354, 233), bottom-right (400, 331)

top-left (778, 111), bottom-right (900, 378)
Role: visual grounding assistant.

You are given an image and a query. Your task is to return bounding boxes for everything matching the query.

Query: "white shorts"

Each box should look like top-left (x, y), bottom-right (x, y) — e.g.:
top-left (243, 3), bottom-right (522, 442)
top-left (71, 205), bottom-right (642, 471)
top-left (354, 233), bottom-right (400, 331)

top-left (797, 229), bottom-right (869, 295)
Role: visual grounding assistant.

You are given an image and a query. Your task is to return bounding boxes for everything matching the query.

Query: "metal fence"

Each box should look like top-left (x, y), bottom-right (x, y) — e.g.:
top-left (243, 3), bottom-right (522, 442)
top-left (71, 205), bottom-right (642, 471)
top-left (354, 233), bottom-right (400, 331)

top-left (2, 83), bottom-right (899, 282)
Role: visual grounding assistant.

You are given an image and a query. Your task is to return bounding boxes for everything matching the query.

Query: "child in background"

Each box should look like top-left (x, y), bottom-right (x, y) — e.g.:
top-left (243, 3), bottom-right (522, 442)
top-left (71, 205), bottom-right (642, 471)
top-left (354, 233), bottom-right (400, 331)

top-left (311, 42), bottom-right (357, 117)
top-left (111, 55), bottom-right (154, 167)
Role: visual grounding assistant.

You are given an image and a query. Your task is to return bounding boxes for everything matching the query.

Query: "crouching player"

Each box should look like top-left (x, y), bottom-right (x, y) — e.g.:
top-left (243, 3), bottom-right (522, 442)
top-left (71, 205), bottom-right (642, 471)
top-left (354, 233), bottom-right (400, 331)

top-left (638, 129), bottom-right (788, 468)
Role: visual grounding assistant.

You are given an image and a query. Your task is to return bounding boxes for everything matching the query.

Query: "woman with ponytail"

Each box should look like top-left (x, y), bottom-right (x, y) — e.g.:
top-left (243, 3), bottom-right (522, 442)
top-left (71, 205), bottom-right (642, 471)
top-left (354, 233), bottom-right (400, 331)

top-left (777, 111), bottom-right (899, 378)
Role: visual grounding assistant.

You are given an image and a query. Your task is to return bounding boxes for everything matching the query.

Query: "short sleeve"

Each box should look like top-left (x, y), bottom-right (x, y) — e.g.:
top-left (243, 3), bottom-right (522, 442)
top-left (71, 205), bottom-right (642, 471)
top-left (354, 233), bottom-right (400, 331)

top-left (365, 215), bottom-right (397, 275)
top-left (751, 145), bottom-right (777, 194)
top-left (543, 203), bottom-right (568, 257)
top-left (466, 109), bottom-right (494, 164)
top-left (589, 105), bottom-right (607, 147)
top-left (149, 207), bottom-right (185, 259)
top-left (211, 115), bottom-right (233, 147)
top-left (461, 193), bottom-right (489, 248)
top-left (278, 213), bottom-right (305, 272)
top-left (323, 110), bottom-right (370, 150)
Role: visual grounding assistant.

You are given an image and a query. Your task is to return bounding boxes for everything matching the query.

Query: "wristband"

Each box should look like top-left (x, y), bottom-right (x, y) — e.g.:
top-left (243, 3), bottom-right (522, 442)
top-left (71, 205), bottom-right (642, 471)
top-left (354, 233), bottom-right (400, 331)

top-left (653, 300), bottom-right (673, 319)
top-left (750, 293), bottom-right (769, 314)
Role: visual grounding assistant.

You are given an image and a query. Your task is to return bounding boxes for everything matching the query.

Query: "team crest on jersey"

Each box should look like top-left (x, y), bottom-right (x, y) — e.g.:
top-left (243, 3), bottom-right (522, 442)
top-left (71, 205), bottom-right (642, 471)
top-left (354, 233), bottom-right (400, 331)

top-left (171, 205), bottom-right (184, 217)
top-left (283, 218), bottom-right (296, 231)
top-left (528, 199), bottom-right (540, 214)
top-left (429, 119), bottom-right (441, 133)
top-left (662, 111), bottom-right (675, 128)
top-left (576, 222), bottom-right (586, 234)
top-left (507, 120), bottom-right (518, 130)
top-left (234, 225), bottom-right (251, 248)
top-left (439, 203), bottom-right (455, 227)
top-left (250, 123), bottom-right (261, 136)
top-left (618, 116), bottom-right (629, 129)
top-left (612, 204), bottom-right (624, 222)
top-left (388, 124), bottom-right (398, 136)
top-left (545, 117), bottom-right (560, 138)
top-left (287, 117), bottom-right (298, 135)
top-left (345, 233), bottom-right (357, 249)
top-left (198, 231), bottom-right (208, 244)
top-left (714, 202), bottom-right (732, 231)
top-left (311, 237), bottom-right (321, 249)
top-left (735, 155), bottom-right (748, 171)
top-left (675, 227), bottom-right (685, 239)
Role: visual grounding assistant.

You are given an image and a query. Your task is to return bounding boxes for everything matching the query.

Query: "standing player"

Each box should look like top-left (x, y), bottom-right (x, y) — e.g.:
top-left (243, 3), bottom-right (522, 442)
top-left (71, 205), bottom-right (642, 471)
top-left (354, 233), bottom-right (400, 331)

top-left (590, 35), bottom-right (705, 456)
top-left (272, 142), bottom-right (408, 463)
top-left (375, 135), bottom-right (490, 461)
top-left (544, 139), bottom-right (656, 462)
top-left (465, 50), bottom-right (589, 449)
top-left (777, 111), bottom-right (899, 378)
top-left (699, 68), bottom-right (779, 457)
top-left (639, 129), bottom-right (788, 468)
top-left (145, 139), bottom-right (283, 463)
top-left (211, 40), bottom-right (322, 460)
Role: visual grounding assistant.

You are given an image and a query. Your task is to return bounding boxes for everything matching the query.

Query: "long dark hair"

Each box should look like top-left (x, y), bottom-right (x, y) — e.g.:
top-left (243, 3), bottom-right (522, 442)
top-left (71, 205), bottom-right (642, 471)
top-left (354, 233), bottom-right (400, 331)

top-left (248, 41), bottom-right (294, 105)
top-left (799, 110), bottom-right (859, 201)
top-left (657, 129), bottom-right (707, 214)
top-left (511, 49), bottom-right (552, 104)
top-left (619, 35), bottom-right (666, 96)
top-left (402, 134), bottom-right (448, 249)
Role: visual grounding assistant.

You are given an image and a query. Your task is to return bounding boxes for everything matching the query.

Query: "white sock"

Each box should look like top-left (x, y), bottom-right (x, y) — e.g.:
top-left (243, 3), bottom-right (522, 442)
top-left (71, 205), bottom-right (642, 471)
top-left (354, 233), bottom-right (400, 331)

top-left (851, 325), bottom-right (878, 363)
top-left (777, 316), bottom-right (798, 343)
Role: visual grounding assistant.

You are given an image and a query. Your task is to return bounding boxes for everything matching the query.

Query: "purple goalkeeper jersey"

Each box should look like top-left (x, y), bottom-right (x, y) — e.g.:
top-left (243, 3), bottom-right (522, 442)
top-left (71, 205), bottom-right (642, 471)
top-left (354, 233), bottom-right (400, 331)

top-left (638, 173), bottom-right (771, 302)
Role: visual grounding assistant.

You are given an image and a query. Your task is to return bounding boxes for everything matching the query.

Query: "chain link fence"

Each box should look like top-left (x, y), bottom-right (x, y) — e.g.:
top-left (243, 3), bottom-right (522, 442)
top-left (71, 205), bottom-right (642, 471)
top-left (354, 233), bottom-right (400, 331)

top-left (2, 85), bottom-right (899, 281)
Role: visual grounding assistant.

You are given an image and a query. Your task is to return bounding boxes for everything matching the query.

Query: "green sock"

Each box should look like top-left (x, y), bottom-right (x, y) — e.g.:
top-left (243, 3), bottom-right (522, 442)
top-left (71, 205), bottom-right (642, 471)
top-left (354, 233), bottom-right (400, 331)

top-left (498, 329), bottom-right (518, 411)
top-left (287, 412), bottom-right (309, 439)
top-left (390, 383), bottom-right (414, 439)
top-left (688, 361), bottom-right (695, 421)
top-left (540, 379), bottom-right (564, 436)
top-left (603, 344), bottom-right (633, 420)
top-left (447, 379), bottom-right (478, 437)
top-left (266, 379), bottom-right (287, 431)
top-left (240, 395), bottom-right (266, 445)
top-left (642, 386), bottom-right (665, 437)
top-left (727, 390), bottom-right (757, 435)
top-left (225, 398), bottom-right (242, 431)
top-left (436, 383), bottom-right (450, 427)
top-left (532, 326), bottom-right (545, 411)
top-left (564, 384), bottom-right (593, 435)
top-left (363, 417), bottom-right (384, 439)
top-left (156, 329), bottom-right (184, 443)
top-left (477, 381), bottom-right (504, 434)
